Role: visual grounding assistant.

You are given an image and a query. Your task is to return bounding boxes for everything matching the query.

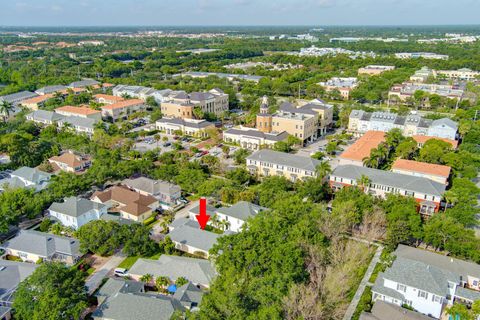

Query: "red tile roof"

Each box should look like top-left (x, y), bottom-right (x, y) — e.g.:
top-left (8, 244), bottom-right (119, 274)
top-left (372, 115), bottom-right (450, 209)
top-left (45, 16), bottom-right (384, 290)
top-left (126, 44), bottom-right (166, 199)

top-left (339, 131), bottom-right (385, 162)
top-left (101, 99), bottom-right (144, 110)
top-left (55, 105), bottom-right (101, 116)
top-left (392, 159), bottom-right (451, 178)
top-left (412, 135), bottom-right (458, 149)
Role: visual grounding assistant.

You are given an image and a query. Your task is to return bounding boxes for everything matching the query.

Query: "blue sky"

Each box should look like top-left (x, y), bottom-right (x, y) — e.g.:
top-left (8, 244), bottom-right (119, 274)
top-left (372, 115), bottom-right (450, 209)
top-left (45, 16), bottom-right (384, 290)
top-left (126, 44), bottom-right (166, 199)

top-left (1, 0), bottom-right (480, 26)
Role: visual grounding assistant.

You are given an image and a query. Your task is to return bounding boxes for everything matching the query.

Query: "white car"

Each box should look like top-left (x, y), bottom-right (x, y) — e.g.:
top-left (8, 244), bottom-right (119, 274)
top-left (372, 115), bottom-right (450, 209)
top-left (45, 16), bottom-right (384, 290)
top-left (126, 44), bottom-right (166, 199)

top-left (114, 268), bottom-right (128, 277)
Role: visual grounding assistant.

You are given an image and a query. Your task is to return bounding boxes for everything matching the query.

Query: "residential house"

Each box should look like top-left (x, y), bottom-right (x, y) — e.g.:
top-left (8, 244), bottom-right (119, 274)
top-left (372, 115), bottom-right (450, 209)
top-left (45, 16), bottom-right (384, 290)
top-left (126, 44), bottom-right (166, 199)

top-left (48, 151), bottom-right (91, 173)
top-left (175, 71), bottom-right (263, 83)
top-left (173, 282), bottom-right (204, 310)
top-left (358, 65), bottom-right (395, 76)
top-left (93, 94), bottom-right (125, 105)
top-left (348, 110), bottom-right (458, 140)
top-left (0, 166), bottom-right (51, 192)
top-left (256, 97), bottom-right (333, 144)
top-left (246, 149), bottom-right (321, 182)
top-left (391, 159), bottom-right (451, 185)
top-left (58, 116), bottom-right (98, 136)
top-left (25, 110), bottom-right (64, 125)
top-left (317, 77), bottom-right (358, 99)
top-left (0, 91), bottom-right (38, 106)
top-left (122, 177), bottom-right (181, 209)
top-left (412, 135), bottom-right (458, 149)
top-left (112, 85), bottom-right (173, 103)
top-left (55, 105), bottom-right (102, 121)
top-left (1, 230), bottom-right (81, 265)
top-left (35, 85), bottom-right (68, 95)
top-left (214, 201), bottom-right (267, 233)
top-left (330, 165), bottom-right (446, 214)
top-left (68, 79), bottom-right (99, 89)
top-left (128, 255), bottom-right (216, 288)
top-left (223, 127), bottom-right (289, 151)
top-left (91, 185), bottom-right (159, 222)
top-left (372, 244), bottom-right (480, 319)
top-left (360, 300), bottom-right (432, 320)
top-left (93, 278), bottom-right (184, 320)
top-left (48, 196), bottom-right (107, 229)
top-left (338, 131), bottom-right (386, 166)
top-left (155, 117), bottom-right (215, 137)
top-left (410, 67), bottom-right (435, 82)
top-left (100, 99), bottom-right (145, 121)
top-left (0, 260), bottom-right (39, 319)
top-left (20, 94), bottom-right (53, 110)
top-left (167, 218), bottom-right (221, 258)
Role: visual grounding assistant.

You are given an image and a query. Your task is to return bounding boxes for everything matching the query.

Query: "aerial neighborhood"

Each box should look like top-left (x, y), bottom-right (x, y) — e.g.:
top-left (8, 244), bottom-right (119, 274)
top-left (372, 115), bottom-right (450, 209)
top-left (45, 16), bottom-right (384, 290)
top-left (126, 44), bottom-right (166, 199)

top-left (0, 18), bottom-right (480, 320)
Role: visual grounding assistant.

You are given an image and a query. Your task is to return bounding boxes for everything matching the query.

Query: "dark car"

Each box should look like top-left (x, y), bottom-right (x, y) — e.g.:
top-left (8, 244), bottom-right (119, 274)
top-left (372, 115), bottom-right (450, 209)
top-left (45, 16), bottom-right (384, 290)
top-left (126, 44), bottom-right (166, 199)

top-left (163, 142), bottom-right (171, 147)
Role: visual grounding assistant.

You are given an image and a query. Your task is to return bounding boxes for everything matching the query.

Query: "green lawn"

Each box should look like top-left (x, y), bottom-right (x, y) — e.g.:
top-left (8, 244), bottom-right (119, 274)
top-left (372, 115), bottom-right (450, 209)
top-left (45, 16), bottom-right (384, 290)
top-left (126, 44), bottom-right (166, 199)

top-left (117, 252), bottom-right (164, 270)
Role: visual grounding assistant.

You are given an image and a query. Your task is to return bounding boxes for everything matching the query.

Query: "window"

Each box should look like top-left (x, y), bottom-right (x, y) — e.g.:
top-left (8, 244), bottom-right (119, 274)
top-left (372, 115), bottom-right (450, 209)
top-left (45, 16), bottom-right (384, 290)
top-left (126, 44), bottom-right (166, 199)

top-left (396, 283), bottom-right (406, 292)
top-left (418, 290), bottom-right (428, 299)
top-left (432, 295), bottom-right (442, 303)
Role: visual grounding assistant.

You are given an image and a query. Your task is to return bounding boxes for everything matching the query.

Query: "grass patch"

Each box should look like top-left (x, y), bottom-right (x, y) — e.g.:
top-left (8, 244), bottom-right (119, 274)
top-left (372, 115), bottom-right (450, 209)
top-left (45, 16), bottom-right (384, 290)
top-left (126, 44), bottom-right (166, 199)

top-left (117, 256), bottom-right (140, 269)
top-left (368, 262), bottom-right (383, 283)
top-left (351, 286), bottom-right (373, 320)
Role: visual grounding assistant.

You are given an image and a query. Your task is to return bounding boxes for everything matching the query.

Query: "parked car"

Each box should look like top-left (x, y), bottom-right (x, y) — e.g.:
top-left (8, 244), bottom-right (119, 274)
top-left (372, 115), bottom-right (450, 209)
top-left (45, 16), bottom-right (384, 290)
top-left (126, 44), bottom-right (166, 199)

top-left (163, 142), bottom-right (171, 147)
top-left (201, 150), bottom-right (209, 156)
top-left (114, 268), bottom-right (128, 277)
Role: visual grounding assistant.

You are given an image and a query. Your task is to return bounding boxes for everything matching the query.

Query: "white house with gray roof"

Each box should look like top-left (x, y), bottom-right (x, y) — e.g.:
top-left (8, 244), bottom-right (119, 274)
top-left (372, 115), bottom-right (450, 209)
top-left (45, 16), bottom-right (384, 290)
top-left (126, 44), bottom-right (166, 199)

top-left (48, 196), bottom-right (108, 229)
top-left (1, 230), bottom-right (81, 265)
top-left (0, 166), bottom-right (51, 192)
top-left (0, 91), bottom-right (38, 105)
top-left (26, 109), bottom-right (65, 125)
top-left (112, 85), bottom-right (173, 103)
top-left (246, 149), bottom-right (321, 182)
top-left (348, 109), bottom-right (458, 140)
top-left (168, 218), bottom-right (221, 258)
top-left (122, 177), bottom-right (181, 209)
top-left (372, 244), bottom-right (480, 319)
top-left (35, 85), bottom-right (68, 95)
top-left (93, 278), bottom-right (183, 320)
top-left (213, 201), bottom-right (267, 233)
top-left (128, 255), bottom-right (216, 288)
top-left (330, 165), bottom-right (446, 214)
top-left (68, 79), bottom-right (99, 88)
top-left (26, 110), bottom-right (100, 136)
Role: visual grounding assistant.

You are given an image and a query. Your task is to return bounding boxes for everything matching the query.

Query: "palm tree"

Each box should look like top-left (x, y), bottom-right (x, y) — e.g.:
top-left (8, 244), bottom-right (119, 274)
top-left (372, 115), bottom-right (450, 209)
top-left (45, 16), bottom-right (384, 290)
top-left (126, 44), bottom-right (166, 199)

top-left (154, 134), bottom-right (161, 148)
top-left (0, 100), bottom-right (14, 122)
top-left (156, 276), bottom-right (170, 291)
top-left (315, 161), bottom-right (332, 180)
top-left (357, 174), bottom-right (371, 193)
top-left (140, 273), bottom-right (153, 284)
top-left (375, 143), bottom-right (389, 163)
top-left (362, 155), bottom-right (379, 168)
top-left (385, 128), bottom-right (404, 148)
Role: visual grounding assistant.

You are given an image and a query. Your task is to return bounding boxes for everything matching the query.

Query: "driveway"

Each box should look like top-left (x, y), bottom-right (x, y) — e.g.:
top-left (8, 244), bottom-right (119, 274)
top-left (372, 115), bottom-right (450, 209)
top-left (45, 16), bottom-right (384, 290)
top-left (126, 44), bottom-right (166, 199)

top-left (86, 251), bottom-right (126, 295)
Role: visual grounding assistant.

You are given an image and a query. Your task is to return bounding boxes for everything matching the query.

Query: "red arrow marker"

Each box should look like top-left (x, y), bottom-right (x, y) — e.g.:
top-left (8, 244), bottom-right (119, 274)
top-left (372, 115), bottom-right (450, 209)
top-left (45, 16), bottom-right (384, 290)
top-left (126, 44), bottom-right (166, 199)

top-left (195, 197), bottom-right (210, 230)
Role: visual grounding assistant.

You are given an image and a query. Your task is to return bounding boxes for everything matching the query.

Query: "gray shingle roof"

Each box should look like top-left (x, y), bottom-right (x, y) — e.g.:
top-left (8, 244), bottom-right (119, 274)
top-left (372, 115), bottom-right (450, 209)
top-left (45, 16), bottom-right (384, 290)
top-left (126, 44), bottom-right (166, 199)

top-left (122, 177), bottom-right (181, 197)
top-left (455, 286), bottom-right (480, 302)
top-left (68, 79), bottom-right (99, 88)
top-left (247, 149), bottom-right (321, 172)
top-left (360, 301), bottom-right (432, 320)
top-left (224, 128), bottom-right (289, 142)
top-left (168, 218), bottom-right (221, 253)
top-left (173, 282), bottom-right (203, 308)
top-left (431, 118), bottom-right (458, 130)
top-left (11, 166), bottom-right (51, 184)
top-left (0, 91), bottom-right (38, 104)
top-left (35, 85), bottom-right (67, 95)
top-left (156, 117), bottom-right (213, 129)
top-left (1, 230), bottom-right (80, 259)
top-left (0, 260), bottom-right (38, 303)
top-left (190, 92), bottom-right (215, 101)
top-left (48, 196), bottom-right (106, 218)
top-left (215, 201), bottom-right (267, 222)
top-left (331, 165), bottom-right (446, 197)
top-left (59, 116), bottom-right (97, 130)
top-left (26, 110), bottom-right (65, 122)
top-left (128, 255), bottom-right (216, 287)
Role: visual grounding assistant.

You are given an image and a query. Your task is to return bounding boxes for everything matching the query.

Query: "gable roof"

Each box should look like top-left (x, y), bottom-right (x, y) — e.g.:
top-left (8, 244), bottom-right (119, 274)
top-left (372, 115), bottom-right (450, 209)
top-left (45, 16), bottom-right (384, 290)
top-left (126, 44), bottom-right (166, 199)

top-left (168, 218), bottom-right (221, 253)
top-left (1, 230), bottom-right (80, 258)
top-left (129, 255), bottom-right (216, 287)
top-left (360, 301), bottom-right (431, 320)
top-left (49, 152), bottom-right (90, 168)
top-left (339, 131), bottom-right (385, 162)
top-left (91, 185), bottom-right (157, 216)
top-left (412, 135), bottom-right (458, 149)
top-left (0, 260), bottom-right (39, 303)
top-left (101, 99), bottom-right (144, 110)
top-left (430, 118), bottom-right (458, 130)
top-left (0, 91), bottom-right (38, 104)
top-left (216, 201), bottom-right (267, 222)
top-left (49, 196), bottom-right (106, 218)
top-left (247, 149), bottom-right (321, 172)
top-left (173, 282), bottom-right (203, 308)
top-left (392, 159), bottom-right (451, 178)
top-left (122, 177), bottom-right (181, 197)
top-left (35, 85), bottom-right (68, 95)
top-left (26, 110), bottom-right (65, 122)
top-left (58, 116), bottom-right (97, 130)
top-left (11, 166), bottom-right (51, 184)
top-left (68, 79), bottom-right (99, 88)
top-left (332, 165), bottom-right (446, 197)
top-left (55, 105), bottom-right (101, 116)
top-left (21, 94), bottom-right (53, 104)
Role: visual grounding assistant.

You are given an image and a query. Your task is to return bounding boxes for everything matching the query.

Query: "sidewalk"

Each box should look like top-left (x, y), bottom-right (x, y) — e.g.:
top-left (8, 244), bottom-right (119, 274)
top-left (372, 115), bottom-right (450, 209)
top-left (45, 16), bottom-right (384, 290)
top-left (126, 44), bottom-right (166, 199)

top-left (85, 251), bottom-right (126, 295)
top-left (342, 243), bottom-right (383, 320)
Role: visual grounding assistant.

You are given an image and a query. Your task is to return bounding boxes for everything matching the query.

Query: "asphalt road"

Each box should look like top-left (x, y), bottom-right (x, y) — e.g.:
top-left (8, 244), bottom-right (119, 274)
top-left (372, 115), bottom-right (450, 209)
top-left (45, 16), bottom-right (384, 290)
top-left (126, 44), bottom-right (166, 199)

top-left (86, 251), bottom-right (126, 295)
